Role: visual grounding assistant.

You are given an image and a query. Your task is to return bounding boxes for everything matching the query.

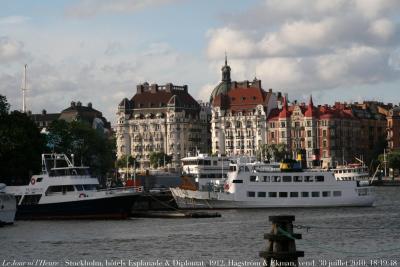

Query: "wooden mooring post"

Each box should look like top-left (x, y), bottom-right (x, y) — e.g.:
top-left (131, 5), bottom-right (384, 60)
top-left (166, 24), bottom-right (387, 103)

top-left (259, 215), bottom-right (304, 267)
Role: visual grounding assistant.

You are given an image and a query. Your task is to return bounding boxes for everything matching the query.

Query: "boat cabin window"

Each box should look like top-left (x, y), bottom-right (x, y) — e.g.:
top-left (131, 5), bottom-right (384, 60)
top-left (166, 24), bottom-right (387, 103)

top-left (268, 192), bottom-right (277, 197)
top-left (301, 192), bottom-right (309, 197)
top-left (315, 176), bottom-right (324, 182)
top-left (200, 174), bottom-right (207, 178)
top-left (293, 176), bottom-right (302, 182)
top-left (290, 192), bottom-right (298, 197)
top-left (282, 176), bottom-right (292, 182)
top-left (75, 185), bottom-right (84, 191)
top-left (322, 191), bottom-right (330, 197)
top-left (247, 191), bottom-right (255, 197)
top-left (263, 176), bottom-right (270, 182)
top-left (232, 180), bottom-right (243, 184)
top-left (21, 194), bottom-right (42, 205)
top-left (229, 166), bottom-right (237, 172)
top-left (304, 176), bottom-right (313, 182)
top-left (83, 184), bottom-right (97, 191)
top-left (239, 166), bottom-right (250, 172)
top-left (46, 185), bottom-right (75, 195)
top-left (36, 177), bottom-right (43, 182)
top-left (272, 176), bottom-right (281, 182)
top-left (249, 175), bottom-right (257, 182)
top-left (213, 160), bottom-right (217, 166)
top-left (257, 192), bottom-right (266, 197)
top-left (311, 191), bottom-right (320, 197)
top-left (333, 191), bottom-right (342, 197)
top-left (279, 192), bottom-right (288, 198)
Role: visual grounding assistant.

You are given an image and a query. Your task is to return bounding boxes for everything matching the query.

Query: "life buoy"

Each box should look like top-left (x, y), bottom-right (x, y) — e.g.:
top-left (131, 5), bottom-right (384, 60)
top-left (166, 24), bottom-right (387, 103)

top-left (30, 178), bottom-right (36, 185)
top-left (79, 193), bottom-right (86, 198)
top-left (224, 183), bottom-right (230, 191)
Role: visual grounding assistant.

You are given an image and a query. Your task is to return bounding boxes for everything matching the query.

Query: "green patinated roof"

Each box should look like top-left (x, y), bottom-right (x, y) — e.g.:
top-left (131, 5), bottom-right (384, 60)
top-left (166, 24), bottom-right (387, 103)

top-left (210, 81), bottom-right (230, 103)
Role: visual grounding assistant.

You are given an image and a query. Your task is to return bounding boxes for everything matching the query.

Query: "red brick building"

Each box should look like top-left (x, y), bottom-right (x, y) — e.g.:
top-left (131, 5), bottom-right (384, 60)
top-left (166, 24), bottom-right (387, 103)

top-left (267, 98), bottom-right (388, 167)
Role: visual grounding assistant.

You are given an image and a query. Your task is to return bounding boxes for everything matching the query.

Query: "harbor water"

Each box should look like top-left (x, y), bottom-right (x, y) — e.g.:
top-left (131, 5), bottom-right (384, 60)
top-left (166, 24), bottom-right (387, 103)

top-left (1, 187), bottom-right (399, 266)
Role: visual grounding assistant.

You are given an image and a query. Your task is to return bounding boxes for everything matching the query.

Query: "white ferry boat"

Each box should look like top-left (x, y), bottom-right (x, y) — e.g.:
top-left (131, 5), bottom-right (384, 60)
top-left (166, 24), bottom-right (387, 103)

top-left (332, 164), bottom-right (370, 181)
top-left (6, 154), bottom-right (142, 219)
top-left (0, 183), bottom-right (16, 225)
top-left (181, 154), bottom-right (231, 190)
top-left (170, 160), bottom-right (375, 209)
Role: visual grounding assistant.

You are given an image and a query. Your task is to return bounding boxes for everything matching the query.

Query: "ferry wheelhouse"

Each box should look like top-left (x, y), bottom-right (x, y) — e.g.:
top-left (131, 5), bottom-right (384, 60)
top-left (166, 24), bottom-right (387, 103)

top-left (6, 154), bottom-right (142, 219)
top-left (171, 159), bottom-right (375, 209)
top-left (181, 154), bottom-right (231, 190)
top-left (333, 164), bottom-right (370, 181)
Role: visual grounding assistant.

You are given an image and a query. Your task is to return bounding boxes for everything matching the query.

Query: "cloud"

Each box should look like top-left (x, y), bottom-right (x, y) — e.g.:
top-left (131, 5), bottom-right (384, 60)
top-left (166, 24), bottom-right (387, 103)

top-left (207, 0), bottom-right (400, 97)
top-left (0, 36), bottom-right (29, 63)
top-left (65, 0), bottom-right (181, 18)
top-left (0, 37), bottom-right (205, 123)
top-left (104, 41), bottom-right (123, 56)
top-left (0, 16), bottom-right (30, 25)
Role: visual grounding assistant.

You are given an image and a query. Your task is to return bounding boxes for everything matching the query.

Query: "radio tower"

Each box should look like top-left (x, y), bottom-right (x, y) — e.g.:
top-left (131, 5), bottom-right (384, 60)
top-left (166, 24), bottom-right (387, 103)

top-left (22, 64), bottom-right (27, 113)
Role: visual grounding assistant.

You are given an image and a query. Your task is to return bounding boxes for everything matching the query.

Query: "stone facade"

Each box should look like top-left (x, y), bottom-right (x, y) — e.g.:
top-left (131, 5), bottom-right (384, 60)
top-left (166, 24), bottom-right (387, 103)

top-left (116, 82), bottom-right (211, 168)
top-left (210, 58), bottom-right (279, 156)
top-left (387, 106), bottom-right (400, 151)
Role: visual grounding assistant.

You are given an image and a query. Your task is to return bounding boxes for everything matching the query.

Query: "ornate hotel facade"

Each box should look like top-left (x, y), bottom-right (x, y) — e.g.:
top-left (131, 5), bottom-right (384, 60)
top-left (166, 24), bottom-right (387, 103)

top-left (116, 83), bottom-right (210, 168)
top-left (210, 58), bottom-right (279, 157)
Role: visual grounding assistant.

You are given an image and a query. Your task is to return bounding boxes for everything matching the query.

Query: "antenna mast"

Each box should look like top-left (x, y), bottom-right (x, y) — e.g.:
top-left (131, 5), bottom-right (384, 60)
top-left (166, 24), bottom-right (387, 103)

top-left (22, 64), bottom-right (28, 113)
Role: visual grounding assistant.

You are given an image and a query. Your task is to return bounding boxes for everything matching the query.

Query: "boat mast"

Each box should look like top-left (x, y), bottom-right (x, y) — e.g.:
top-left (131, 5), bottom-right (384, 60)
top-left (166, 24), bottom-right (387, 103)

top-left (22, 64), bottom-right (28, 113)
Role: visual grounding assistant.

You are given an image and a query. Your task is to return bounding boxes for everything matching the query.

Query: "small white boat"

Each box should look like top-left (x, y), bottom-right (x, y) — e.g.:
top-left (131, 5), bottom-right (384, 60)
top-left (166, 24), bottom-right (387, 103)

top-left (0, 183), bottom-right (16, 225)
top-left (171, 160), bottom-right (375, 209)
top-left (6, 154), bottom-right (143, 219)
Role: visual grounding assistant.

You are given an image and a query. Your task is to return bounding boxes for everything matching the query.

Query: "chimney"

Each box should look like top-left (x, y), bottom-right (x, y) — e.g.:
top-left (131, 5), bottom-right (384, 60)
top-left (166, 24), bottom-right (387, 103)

top-left (150, 84), bottom-right (158, 93)
top-left (71, 101), bottom-right (76, 107)
top-left (183, 85), bottom-right (188, 92)
top-left (87, 102), bottom-right (92, 109)
top-left (165, 83), bottom-right (173, 92)
top-left (269, 88), bottom-right (272, 93)
top-left (77, 101), bottom-right (82, 107)
top-left (42, 109), bottom-right (47, 115)
top-left (137, 84), bottom-right (144, 94)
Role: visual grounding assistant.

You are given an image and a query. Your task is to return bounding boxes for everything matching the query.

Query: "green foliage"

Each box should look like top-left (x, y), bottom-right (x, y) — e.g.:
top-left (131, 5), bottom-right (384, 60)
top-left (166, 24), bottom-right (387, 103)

top-left (0, 109), bottom-right (46, 185)
top-left (378, 150), bottom-right (400, 177)
top-left (0, 95), bottom-right (10, 115)
top-left (149, 152), bottom-right (172, 168)
top-left (46, 120), bottom-right (116, 179)
top-left (116, 155), bottom-right (140, 169)
top-left (257, 143), bottom-right (289, 162)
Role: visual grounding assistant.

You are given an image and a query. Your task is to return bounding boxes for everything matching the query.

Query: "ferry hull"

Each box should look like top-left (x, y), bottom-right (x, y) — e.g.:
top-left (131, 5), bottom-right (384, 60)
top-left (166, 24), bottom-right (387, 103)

top-left (170, 188), bottom-right (374, 209)
top-left (15, 194), bottom-right (138, 220)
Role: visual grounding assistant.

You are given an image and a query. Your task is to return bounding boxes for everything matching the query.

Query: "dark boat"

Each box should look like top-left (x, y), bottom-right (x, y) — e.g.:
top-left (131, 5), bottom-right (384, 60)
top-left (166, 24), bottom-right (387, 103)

top-left (6, 154), bottom-right (143, 219)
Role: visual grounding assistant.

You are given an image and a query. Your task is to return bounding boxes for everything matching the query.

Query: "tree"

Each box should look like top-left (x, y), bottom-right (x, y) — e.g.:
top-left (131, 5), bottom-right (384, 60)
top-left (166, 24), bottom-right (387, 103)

top-left (378, 150), bottom-right (400, 178)
top-left (0, 95), bottom-right (10, 115)
top-left (149, 152), bottom-right (172, 168)
top-left (116, 155), bottom-right (140, 169)
top-left (257, 143), bottom-right (289, 162)
top-left (0, 106), bottom-right (46, 185)
top-left (46, 120), bottom-right (116, 181)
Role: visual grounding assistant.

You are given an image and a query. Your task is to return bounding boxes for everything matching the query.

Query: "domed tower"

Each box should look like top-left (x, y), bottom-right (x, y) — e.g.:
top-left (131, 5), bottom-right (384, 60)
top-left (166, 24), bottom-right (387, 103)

top-left (210, 54), bottom-right (231, 104)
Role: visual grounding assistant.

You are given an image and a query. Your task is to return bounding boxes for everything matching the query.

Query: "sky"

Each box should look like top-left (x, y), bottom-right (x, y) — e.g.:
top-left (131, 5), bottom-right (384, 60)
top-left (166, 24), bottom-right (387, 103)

top-left (1, 0), bottom-right (400, 124)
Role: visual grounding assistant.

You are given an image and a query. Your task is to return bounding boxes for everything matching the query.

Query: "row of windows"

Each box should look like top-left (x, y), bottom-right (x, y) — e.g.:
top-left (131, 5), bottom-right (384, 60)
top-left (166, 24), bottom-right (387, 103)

top-left (249, 175), bottom-right (325, 183)
top-left (247, 191), bottom-right (342, 198)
